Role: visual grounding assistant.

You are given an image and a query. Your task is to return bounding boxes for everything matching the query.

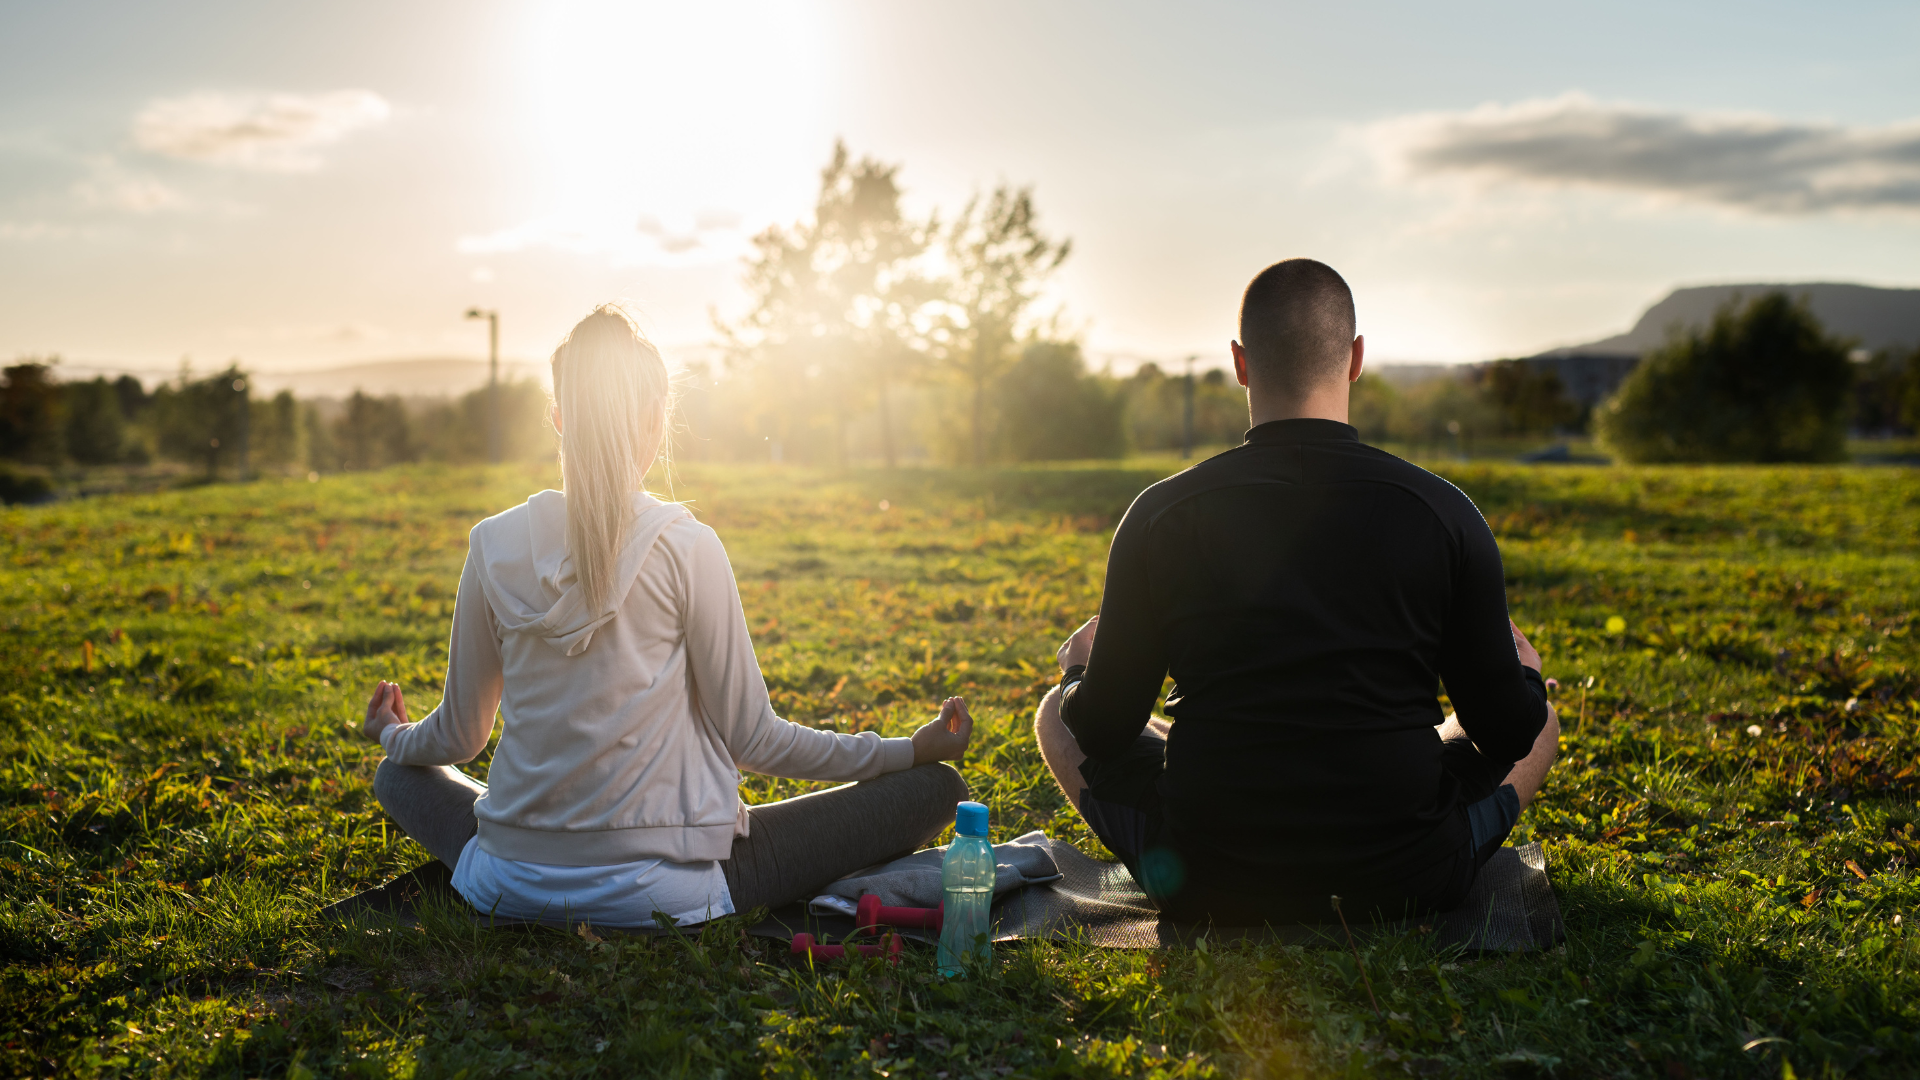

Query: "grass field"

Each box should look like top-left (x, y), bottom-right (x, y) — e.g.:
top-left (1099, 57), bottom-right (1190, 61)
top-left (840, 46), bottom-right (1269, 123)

top-left (2, 456), bottom-right (1918, 1078)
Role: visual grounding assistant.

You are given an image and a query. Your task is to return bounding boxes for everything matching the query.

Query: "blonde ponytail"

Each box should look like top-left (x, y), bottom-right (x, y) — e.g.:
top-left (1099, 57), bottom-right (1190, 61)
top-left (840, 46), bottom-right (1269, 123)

top-left (549, 304), bottom-right (671, 613)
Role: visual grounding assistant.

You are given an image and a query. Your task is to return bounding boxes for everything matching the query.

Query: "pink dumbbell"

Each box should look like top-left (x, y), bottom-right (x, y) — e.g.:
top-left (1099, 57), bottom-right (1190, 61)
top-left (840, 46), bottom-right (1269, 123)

top-left (855, 894), bottom-right (943, 934)
top-left (790, 932), bottom-right (904, 964)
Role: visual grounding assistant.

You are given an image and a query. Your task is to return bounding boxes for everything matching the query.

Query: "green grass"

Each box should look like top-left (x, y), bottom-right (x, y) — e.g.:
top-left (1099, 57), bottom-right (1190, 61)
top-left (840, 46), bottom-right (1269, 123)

top-left (2, 456), bottom-right (1917, 1078)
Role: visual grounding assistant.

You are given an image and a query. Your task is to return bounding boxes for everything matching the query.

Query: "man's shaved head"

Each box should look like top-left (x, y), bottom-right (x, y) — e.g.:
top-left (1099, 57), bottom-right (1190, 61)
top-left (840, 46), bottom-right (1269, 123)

top-left (1237, 259), bottom-right (1356, 397)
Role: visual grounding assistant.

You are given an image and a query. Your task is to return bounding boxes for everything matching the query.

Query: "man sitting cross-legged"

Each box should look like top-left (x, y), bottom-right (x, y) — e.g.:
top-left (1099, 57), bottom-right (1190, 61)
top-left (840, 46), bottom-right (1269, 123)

top-left (1033, 258), bottom-right (1559, 924)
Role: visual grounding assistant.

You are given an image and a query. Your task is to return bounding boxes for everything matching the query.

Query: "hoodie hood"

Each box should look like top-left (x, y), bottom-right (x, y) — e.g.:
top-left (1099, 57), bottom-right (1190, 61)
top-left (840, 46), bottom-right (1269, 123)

top-left (472, 490), bottom-right (690, 656)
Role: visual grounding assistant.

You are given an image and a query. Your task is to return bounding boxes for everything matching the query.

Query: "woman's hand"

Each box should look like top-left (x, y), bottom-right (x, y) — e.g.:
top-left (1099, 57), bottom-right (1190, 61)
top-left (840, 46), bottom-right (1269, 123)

top-left (1510, 619), bottom-right (1543, 673)
top-left (363, 680), bottom-right (411, 742)
top-left (1056, 616), bottom-right (1098, 672)
top-left (910, 696), bottom-right (973, 766)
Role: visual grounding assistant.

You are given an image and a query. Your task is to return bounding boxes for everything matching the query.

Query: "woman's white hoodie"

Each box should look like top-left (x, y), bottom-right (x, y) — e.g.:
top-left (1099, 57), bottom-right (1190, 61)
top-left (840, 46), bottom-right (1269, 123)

top-left (379, 490), bottom-right (914, 865)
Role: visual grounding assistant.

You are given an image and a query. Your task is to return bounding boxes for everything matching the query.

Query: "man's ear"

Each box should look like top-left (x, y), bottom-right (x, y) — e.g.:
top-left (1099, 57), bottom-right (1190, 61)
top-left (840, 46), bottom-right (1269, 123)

top-left (1231, 341), bottom-right (1250, 388)
top-left (1348, 335), bottom-right (1365, 383)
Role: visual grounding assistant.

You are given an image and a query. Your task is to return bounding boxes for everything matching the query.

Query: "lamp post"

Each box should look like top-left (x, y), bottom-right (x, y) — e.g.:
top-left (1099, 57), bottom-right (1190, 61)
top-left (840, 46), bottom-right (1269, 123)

top-left (465, 308), bottom-right (500, 463)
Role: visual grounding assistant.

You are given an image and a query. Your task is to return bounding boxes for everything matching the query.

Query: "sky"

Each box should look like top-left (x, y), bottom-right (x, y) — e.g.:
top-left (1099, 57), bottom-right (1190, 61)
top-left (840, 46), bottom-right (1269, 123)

top-left (2, 0), bottom-right (1917, 380)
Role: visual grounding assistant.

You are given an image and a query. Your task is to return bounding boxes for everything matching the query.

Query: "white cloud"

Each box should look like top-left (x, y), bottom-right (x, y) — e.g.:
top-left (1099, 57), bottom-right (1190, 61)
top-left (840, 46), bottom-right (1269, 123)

top-left (71, 160), bottom-right (184, 213)
top-left (1370, 93), bottom-right (1920, 213)
top-left (133, 90), bottom-right (391, 172)
top-left (457, 209), bottom-right (748, 267)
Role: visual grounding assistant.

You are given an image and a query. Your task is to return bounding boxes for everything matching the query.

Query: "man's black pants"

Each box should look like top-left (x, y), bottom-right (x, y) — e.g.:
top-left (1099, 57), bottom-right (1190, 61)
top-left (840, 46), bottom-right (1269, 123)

top-left (1075, 729), bottom-right (1520, 924)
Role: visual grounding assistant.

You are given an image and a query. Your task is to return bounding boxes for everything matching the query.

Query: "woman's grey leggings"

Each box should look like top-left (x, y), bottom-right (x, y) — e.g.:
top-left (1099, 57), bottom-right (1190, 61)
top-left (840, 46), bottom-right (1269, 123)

top-left (372, 760), bottom-right (970, 913)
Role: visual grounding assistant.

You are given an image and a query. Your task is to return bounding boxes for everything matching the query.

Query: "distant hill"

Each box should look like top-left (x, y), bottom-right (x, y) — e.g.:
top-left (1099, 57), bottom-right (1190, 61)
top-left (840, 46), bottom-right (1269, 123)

top-left (1552, 282), bottom-right (1920, 357)
top-left (55, 343), bottom-right (723, 398)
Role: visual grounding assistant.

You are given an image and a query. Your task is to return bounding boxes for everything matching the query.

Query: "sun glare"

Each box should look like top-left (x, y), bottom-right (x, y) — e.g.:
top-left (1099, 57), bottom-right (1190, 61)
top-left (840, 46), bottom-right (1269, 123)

top-left (483, 0), bottom-right (830, 266)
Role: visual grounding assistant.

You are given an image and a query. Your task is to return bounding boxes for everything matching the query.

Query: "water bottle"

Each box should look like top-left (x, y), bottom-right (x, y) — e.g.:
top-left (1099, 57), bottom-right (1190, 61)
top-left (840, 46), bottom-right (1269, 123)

top-left (936, 801), bottom-right (994, 977)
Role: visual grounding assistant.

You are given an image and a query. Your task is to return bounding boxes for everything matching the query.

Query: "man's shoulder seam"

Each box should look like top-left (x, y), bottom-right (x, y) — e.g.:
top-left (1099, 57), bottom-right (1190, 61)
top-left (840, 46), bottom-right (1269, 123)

top-left (1119, 451), bottom-right (1246, 525)
top-left (1342, 448), bottom-right (1485, 531)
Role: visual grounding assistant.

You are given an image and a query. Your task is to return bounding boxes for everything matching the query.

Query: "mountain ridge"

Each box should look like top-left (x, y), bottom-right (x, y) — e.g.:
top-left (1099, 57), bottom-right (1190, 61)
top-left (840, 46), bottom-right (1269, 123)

top-left (1545, 282), bottom-right (1920, 358)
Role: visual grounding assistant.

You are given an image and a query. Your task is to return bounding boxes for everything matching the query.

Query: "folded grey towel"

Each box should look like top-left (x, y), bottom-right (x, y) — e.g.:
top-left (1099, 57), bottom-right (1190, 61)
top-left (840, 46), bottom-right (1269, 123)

top-left (808, 829), bottom-right (1064, 916)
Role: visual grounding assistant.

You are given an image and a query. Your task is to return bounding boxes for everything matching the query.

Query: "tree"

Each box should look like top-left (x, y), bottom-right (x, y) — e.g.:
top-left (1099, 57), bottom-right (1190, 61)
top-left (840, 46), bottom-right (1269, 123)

top-left (1476, 360), bottom-right (1583, 435)
top-left (112, 375), bottom-right (149, 423)
top-left (334, 390), bottom-right (413, 471)
top-left (1596, 292), bottom-right (1853, 463)
top-left (62, 377), bottom-right (127, 464)
top-left (1387, 373), bottom-right (1499, 451)
top-left (1348, 373), bottom-right (1398, 443)
top-left (113, 375), bottom-right (153, 463)
top-left (1904, 351), bottom-right (1920, 434)
top-left (152, 364), bottom-right (249, 480)
top-left (1121, 363), bottom-right (1248, 452)
top-left (995, 341), bottom-right (1126, 461)
top-left (1850, 347), bottom-right (1918, 436)
top-left (252, 390), bottom-right (301, 469)
top-left (935, 185), bottom-right (1070, 466)
top-left (302, 402), bottom-right (338, 472)
top-left (413, 379), bottom-right (553, 464)
top-left (725, 142), bottom-right (935, 468)
top-left (0, 361), bottom-right (66, 465)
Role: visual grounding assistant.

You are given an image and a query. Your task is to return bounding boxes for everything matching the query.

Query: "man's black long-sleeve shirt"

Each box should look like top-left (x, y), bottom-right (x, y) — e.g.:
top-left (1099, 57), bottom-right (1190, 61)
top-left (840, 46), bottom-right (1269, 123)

top-left (1061, 418), bottom-right (1548, 899)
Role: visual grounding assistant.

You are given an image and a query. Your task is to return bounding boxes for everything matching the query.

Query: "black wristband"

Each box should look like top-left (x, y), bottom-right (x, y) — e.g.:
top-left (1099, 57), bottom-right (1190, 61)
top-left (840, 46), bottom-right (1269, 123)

top-left (1060, 664), bottom-right (1087, 686)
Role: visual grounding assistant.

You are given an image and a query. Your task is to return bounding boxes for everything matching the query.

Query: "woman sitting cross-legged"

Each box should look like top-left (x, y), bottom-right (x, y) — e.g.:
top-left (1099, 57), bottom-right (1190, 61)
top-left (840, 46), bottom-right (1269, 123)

top-left (359, 304), bottom-right (972, 928)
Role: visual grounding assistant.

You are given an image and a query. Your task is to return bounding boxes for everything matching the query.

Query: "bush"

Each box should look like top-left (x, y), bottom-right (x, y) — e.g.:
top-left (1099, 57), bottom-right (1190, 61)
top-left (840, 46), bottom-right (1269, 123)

top-left (0, 464), bottom-right (53, 505)
top-left (1597, 292), bottom-right (1853, 463)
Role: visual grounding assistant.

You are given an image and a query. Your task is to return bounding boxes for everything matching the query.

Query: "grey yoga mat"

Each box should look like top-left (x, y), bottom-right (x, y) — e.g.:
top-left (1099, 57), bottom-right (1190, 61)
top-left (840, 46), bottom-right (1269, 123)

top-left (323, 840), bottom-right (1564, 954)
top-left (756, 839), bottom-right (1563, 953)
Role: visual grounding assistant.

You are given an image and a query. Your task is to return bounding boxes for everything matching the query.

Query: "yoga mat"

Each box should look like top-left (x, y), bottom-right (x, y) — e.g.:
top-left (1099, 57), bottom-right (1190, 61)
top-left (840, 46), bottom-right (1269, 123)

top-left (321, 841), bottom-right (1564, 954)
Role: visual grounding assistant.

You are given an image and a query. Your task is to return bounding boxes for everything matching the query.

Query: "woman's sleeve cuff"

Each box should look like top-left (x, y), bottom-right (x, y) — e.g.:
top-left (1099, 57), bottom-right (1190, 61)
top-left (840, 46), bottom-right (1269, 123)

top-left (880, 736), bottom-right (917, 774)
top-left (378, 721), bottom-right (413, 756)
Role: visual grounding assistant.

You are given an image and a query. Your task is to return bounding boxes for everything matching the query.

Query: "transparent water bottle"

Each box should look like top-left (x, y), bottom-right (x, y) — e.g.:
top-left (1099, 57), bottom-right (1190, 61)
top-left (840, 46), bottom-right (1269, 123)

top-left (936, 801), bottom-right (994, 977)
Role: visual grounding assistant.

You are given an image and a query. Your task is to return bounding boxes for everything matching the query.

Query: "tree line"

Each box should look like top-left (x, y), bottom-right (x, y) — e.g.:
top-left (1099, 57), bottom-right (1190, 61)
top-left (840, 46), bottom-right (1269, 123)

top-left (0, 360), bottom-right (554, 493)
top-left (0, 347), bottom-right (1225, 484)
top-left (5, 289), bottom-right (1909, 492)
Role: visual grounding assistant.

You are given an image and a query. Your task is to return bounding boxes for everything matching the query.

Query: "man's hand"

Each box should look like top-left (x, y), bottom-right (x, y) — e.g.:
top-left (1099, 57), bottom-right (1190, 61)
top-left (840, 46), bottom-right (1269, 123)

top-left (1056, 616), bottom-right (1098, 672)
top-left (1510, 619), bottom-right (1543, 673)
top-left (910, 696), bottom-right (973, 766)
top-left (363, 680), bottom-right (410, 742)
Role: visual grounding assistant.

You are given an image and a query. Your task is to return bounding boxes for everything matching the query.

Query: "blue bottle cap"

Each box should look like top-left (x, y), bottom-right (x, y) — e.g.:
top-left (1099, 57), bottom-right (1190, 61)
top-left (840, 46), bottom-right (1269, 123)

top-left (955, 801), bottom-right (989, 838)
